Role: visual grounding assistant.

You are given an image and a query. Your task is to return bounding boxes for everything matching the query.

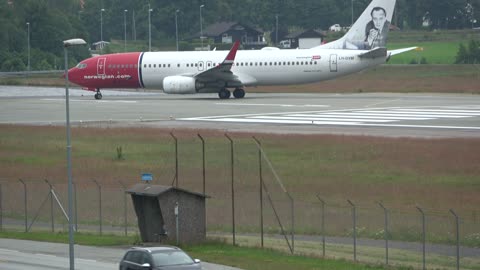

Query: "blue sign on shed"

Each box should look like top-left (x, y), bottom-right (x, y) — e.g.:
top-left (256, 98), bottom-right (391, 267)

top-left (141, 173), bottom-right (153, 182)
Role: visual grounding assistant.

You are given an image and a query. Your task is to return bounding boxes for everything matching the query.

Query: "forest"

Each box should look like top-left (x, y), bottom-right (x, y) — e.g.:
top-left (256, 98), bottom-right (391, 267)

top-left (0, 0), bottom-right (479, 71)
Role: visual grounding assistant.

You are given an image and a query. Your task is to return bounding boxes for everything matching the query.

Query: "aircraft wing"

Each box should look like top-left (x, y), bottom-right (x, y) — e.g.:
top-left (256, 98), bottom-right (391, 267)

top-left (194, 41), bottom-right (241, 83)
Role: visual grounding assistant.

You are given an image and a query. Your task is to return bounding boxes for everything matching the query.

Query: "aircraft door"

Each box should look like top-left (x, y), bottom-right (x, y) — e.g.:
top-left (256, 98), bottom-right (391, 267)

top-left (97, 57), bottom-right (107, 75)
top-left (329, 54), bottom-right (338, 72)
top-left (198, 61), bottom-right (204, 71)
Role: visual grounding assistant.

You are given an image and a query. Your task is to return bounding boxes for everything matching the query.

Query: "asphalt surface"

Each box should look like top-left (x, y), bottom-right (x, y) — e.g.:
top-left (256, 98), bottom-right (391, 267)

top-left (0, 239), bottom-right (242, 270)
top-left (1, 86), bottom-right (480, 138)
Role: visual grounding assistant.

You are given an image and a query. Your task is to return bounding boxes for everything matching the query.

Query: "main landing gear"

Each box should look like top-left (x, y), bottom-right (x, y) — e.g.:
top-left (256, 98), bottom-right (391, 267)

top-left (94, 89), bottom-right (103, 100)
top-left (218, 88), bottom-right (245, 99)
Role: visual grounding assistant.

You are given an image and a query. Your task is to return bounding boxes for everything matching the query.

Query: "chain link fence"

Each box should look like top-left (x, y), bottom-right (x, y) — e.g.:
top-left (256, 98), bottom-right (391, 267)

top-left (1, 134), bottom-right (479, 270)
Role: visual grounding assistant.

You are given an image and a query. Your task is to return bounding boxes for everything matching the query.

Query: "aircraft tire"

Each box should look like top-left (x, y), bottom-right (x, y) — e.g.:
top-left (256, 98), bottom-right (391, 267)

top-left (233, 88), bottom-right (245, 99)
top-left (94, 93), bottom-right (103, 100)
top-left (218, 89), bottom-right (231, 99)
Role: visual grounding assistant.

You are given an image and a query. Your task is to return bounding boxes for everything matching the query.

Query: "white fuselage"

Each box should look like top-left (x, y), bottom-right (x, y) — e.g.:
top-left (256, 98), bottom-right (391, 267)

top-left (140, 48), bottom-right (385, 90)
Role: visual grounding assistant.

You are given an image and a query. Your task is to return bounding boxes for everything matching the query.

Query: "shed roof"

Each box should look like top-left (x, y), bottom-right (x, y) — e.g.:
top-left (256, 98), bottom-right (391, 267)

top-left (127, 184), bottom-right (209, 198)
top-left (285, 29), bottom-right (326, 39)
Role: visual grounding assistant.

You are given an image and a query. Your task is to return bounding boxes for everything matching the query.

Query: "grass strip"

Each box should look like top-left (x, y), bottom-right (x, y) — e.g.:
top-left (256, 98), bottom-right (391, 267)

top-left (0, 230), bottom-right (137, 246)
top-left (0, 231), bottom-right (404, 270)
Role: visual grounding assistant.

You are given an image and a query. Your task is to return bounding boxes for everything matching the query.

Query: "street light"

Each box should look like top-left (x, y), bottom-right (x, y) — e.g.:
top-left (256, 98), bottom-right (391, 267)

top-left (275, 14), bottom-right (279, 45)
top-left (63, 38), bottom-right (87, 270)
top-left (175, 9), bottom-right (180, 51)
top-left (351, 0), bottom-right (354, 26)
top-left (124, 9), bottom-right (128, 52)
top-left (26, 22), bottom-right (30, 77)
top-left (200, 4), bottom-right (205, 50)
top-left (148, 4), bottom-right (153, 51)
top-left (100, 8), bottom-right (105, 54)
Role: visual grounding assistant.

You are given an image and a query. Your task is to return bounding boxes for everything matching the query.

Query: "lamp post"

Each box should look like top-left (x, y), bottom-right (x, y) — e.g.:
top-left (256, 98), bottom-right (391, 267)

top-left (26, 22), bottom-right (30, 77)
top-left (175, 9), bottom-right (180, 51)
top-left (148, 4), bottom-right (153, 52)
top-left (63, 38), bottom-right (87, 270)
top-left (100, 8), bottom-right (105, 54)
top-left (275, 14), bottom-right (279, 45)
top-left (351, 0), bottom-right (354, 26)
top-left (200, 4), bottom-right (205, 50)
top-left (124, 9), bottom-right (128, 52)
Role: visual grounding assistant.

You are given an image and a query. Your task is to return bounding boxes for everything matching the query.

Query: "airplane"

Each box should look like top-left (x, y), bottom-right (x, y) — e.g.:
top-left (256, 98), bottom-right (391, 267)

top-left (68, 0), bottom-right (415, 100)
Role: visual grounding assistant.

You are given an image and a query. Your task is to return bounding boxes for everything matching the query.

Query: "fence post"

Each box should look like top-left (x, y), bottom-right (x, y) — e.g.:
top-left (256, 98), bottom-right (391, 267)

top-left (450, 209), bottom-right (460, 270)
top-left (0, 182), bottom-right (2, 231)
top-left (118, 181), bottom-right (127, 236)
top-left (93, 179), bottom-right (102, 235)
top-left (316, 195), bottom-right (326, 257)
top-left (73, 182), bottom-right (78, 232)
top-left (347, 199), bottom-right (356, 262)
top-left (416, 206), bottom-right (426, 270)
top-left (170, 132), bottom-right (178, 188)
top-left (253, 137), bottom-right (264, 248)
top-left (378, 202), bottom-right (389, 265)
top-left (197, 134), bottom-right (206, 195)
top-left (18, 179), bottom-right (28, 232)
top-left (225, 134), bottom-right (235, 246)
top-left (44, 179), bottom-right (54, 233)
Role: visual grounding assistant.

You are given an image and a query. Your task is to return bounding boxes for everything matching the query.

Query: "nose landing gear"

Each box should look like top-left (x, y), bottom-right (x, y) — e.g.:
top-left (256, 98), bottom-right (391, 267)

top-left (94, 89), bottom-right (103, 100)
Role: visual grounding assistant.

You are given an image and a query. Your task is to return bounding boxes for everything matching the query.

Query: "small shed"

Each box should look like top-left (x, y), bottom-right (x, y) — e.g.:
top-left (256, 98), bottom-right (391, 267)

top-left (127, 184), bottom-right (208, 244)
top-left (284, 29), bottom-right (326, 49)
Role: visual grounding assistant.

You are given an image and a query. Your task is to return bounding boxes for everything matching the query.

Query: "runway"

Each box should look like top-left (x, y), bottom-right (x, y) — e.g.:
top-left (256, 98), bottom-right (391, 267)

top-left (1, 86), bottom-right (480, 138)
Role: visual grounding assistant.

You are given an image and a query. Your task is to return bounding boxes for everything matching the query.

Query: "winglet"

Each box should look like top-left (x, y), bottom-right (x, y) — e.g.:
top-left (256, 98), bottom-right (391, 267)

top-left (224, 41), bottom-right (240, 63)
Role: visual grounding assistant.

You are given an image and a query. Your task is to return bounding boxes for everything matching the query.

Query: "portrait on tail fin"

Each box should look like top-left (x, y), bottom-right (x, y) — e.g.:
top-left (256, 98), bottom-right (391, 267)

top-left (364, 7), bottom-right (390, 49)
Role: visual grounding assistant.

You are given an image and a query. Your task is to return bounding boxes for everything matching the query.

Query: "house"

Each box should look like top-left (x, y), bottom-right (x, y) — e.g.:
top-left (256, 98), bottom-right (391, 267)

top-left (92, 41), bottom-right (110, 51)
top-left (283, 29), bottom-right (326, 49)
top-left (194, 22), bottom-right (267, 49)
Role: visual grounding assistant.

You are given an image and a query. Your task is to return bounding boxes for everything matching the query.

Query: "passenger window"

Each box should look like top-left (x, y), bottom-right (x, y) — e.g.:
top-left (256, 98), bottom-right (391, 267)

top-left (168, 64), bottom-right (171, 68)
top-left (153, 64), bottom-right (156, 68)
top-left (186, 64), bottom-right (189, 67)
top-left (164, 64), bottom-right (166, 68)
top-left (148, 64), bottom-right (151, 68)
top-left (315, 61), bottom-right (318, 65)
top-left (177, 64), bottom-right (180, 67)
top-left (259, 62), bottom-right (262, 66)
top-left (144, 64), bottom-right (147, 68)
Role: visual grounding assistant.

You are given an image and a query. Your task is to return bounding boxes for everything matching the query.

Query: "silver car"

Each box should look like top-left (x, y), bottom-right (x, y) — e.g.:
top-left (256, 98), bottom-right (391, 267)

top-left (119, 246), bottom-right (202, 270)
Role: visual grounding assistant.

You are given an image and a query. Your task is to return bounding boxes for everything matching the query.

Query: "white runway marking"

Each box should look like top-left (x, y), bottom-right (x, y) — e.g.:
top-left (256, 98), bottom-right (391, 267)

top-left (215, 103), bottom-right (329, 108)
top-left (181, 106), bottom-right (480, 130)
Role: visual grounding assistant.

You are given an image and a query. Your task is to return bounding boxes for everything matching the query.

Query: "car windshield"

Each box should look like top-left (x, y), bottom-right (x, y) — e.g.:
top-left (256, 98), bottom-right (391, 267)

top-left (152, 250), bottom-right (194, 267)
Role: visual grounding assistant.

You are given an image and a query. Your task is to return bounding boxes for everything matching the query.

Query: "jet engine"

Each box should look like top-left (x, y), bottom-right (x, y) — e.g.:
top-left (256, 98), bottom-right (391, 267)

top-left (163, 76), bottom-right (202, 94)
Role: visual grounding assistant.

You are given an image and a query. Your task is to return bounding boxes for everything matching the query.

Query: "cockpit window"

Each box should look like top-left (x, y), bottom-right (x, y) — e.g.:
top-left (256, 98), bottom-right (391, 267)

top-left (76, 63), bottom-right (87, 69)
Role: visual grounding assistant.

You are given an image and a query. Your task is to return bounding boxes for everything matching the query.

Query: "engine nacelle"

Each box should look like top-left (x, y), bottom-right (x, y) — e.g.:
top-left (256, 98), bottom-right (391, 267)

top-left (163, 76), bottom-right (198, 94)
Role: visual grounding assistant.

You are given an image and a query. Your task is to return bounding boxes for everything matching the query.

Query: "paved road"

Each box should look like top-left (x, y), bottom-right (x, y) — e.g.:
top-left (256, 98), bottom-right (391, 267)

top-left (0, 239), bottom-right (242, 270)
top-left (1, 86), bottom-right (480, 138)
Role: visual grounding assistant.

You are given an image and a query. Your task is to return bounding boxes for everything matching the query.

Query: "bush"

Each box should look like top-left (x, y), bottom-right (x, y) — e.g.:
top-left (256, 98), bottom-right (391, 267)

top-left (455, 40), bottom-right (480, 64)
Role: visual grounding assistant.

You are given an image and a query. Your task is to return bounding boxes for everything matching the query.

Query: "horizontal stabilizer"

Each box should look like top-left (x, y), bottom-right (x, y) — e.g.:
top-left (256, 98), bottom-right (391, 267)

top-left (388, 47), bottom-right (418, 56)
top-left (358, 47), bottom-right (387, 59)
